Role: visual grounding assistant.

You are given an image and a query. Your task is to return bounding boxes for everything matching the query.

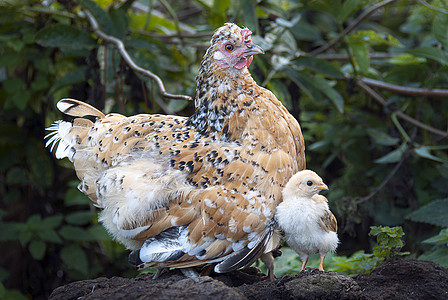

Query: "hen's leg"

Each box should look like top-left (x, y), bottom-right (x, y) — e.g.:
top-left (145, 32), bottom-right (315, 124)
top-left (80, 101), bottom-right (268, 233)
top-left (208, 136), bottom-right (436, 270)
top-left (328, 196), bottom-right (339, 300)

top-left (181, 267), bottom-right (200, 278)
top-left (261, 252), bottom-right (276, 281)
top-left (299, 254), bottom-right (309, 272)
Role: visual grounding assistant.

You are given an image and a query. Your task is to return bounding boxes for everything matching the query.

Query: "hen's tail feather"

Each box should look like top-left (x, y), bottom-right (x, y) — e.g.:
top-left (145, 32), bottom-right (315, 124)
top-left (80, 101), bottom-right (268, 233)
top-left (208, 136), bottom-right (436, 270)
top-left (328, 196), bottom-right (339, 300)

top-left (57, 98), bottom-right (105, 118)
top-left (213, 229), bottom-right (271, 273)
top-left (45, 118), bottom-right (95, 160)
top-left (44, 121), bottom-right (75, 160)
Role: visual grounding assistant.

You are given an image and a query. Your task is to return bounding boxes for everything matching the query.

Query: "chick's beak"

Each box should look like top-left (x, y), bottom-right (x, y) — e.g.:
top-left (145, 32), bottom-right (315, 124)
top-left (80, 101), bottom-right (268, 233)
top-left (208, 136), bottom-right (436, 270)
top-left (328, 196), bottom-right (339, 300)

top-left (244, 43), bottom-right (264, 56)
top-left (317, 183), bottom-right (329, 191)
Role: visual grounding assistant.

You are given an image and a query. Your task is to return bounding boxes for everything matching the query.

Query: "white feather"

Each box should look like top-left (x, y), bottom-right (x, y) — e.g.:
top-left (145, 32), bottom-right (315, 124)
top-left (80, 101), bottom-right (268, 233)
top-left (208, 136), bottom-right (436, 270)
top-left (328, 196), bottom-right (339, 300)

top-left (119, 225), bottom-right (151, 239)
top-left (139, 226), bottom-right (189, 263)
top-left (276, 170), bottom-right (339, 267)
top-left (44, 121), bottom-right (75, 160)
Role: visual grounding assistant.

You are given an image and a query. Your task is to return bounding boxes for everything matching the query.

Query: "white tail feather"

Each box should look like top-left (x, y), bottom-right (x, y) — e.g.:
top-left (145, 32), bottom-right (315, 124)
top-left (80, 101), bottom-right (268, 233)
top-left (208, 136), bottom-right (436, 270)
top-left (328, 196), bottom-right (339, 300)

top-left (44, 121), bottom-right (75, 160)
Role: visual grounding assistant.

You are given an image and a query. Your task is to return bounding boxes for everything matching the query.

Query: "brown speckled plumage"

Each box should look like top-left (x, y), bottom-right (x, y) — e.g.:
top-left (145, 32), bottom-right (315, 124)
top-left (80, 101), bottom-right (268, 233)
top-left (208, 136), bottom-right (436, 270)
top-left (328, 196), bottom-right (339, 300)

top-left (46, 23), bottom-right (305, 274)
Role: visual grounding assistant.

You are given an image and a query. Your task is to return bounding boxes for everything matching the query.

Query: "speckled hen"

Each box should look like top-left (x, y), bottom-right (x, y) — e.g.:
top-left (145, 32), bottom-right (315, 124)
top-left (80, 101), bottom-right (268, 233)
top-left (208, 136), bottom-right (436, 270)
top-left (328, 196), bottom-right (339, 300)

top-left (45, 23), bottom-right (305, 276)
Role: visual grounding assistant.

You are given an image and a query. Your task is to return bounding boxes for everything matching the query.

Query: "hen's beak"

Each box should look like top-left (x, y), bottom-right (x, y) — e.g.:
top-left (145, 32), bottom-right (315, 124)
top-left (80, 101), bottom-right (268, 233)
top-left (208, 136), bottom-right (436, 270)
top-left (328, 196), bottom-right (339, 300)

top-left (317, 183), bottom-right (329, 191)
top-left (244, 43), bottom-right (264, 56)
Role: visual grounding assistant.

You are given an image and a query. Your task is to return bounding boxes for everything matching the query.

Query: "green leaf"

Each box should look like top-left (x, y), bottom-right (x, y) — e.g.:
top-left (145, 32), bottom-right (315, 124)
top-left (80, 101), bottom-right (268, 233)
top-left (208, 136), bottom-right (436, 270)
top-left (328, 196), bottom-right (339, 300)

top-left (109, 7), bottom-right (129, 39)
top-left (283, 67), bottom-right (323, 102)
top-left (408, 46), bottom-right (448, 66)
top-left (350, 42), bottom-right (370, 74)
top-left (81, 0), bottom-right (116, 37)
top-left (51, 66), bottom-right (87, 92)
top-left (0, 49), bottom-right (21, 67)
top-left (35, 24), bottom-right (96, 50)
top-left (87, 224), bottom-right (111, 240)
top-left (59, 225), bottom-right (95, 241)
top-left (414, 146), bottom-right (446, 163)
top-left (290, 20), bottom-right (322, 42)
top-left (65, 211), bottom-right (95, 225)
top-left (37, 229), bottom-right (63, 244)
top-left (64, 187), bottom-right (91, 206)
top-left (60, 245), bottom-right (89, 275)
top-left (422, 229), bottom-right (448, 244)
top-left (240, 0), bottom-right (258, 34)
top-left (374, 142), bottom-right (408, 164)
top-left (18, 230), bottom-right (32, 247)
top-left (41, 215), bottom-right (63, 229)
top-left (407, 198), bottom-right (448, 227)
top-left (293, 56), bottom-right (344, 79)
top-left (312, 75), bottom-right (344, 113)
top-left (350, 30), bottom-right (402, 47)
top-left (418, 245), bottom-right (448, 268)
top-left (266, 79), bottom-right (292, 109)
top-left (30, 75), bottom-right (49, 92)
top-left (26, 214), bottom-right (42, 226)
top-left (5, 90), bottom-right (31, 111)
top-left (26, 142), bottom-right (54, 191)
top-left (366, 128), bottom-right (400, 146)
top-left (340, 0), bottom-right (361, 23)
top-left (388, 54), bottom-right (426, 65)
top-left (432, 14), bottom-right (448, 50)
top-left (29, 240), bottom-right (46, 260)
top-left (5, 167), bottom-right (28, 186)
top-left (2, 78), bottom-right (24, 94)
top-left (129, 13), bottom-right (176, 32)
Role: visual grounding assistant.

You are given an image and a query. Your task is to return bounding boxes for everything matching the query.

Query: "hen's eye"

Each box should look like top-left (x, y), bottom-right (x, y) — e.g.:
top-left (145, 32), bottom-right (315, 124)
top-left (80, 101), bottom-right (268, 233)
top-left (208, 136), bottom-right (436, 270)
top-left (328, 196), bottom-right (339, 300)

top-left (225, 44), bottom-right (234, 51)
top-left (307, 181), bottom-right (313, 186)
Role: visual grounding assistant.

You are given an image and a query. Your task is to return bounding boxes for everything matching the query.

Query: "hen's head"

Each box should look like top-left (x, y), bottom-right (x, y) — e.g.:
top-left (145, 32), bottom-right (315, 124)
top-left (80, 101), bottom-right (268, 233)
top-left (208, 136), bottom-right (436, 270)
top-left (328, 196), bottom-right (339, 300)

top-left (283, 170), bottom-right (329, 199)
top-left (208, 23), bottom-right (264, 70)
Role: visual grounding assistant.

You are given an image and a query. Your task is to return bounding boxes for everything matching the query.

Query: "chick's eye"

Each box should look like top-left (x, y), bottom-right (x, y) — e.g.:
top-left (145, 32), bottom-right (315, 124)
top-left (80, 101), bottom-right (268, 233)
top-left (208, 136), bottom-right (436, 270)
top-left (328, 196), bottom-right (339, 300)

top-left (307, 181), bottom-right (313, 186)
top-left (225, 44), bottom-right (234, 51)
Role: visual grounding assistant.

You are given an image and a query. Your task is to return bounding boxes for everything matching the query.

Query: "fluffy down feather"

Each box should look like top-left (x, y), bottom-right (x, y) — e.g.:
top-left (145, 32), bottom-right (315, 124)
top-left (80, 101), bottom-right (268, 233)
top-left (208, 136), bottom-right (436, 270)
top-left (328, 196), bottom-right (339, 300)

top-left (276, 170), bottom-right (338, 272)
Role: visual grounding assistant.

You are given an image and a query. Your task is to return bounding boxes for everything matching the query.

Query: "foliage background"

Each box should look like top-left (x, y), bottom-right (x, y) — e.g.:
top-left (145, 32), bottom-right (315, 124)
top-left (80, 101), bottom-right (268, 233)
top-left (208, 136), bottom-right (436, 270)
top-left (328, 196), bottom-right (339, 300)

top-left (1, 0), bottom-right (447, 298)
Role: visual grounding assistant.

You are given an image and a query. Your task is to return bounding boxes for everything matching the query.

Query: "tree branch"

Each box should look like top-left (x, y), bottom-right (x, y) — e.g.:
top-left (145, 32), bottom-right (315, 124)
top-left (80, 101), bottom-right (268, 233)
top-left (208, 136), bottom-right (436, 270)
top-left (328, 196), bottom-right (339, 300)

top-left (358, 77), bottom-right (448, 97)
top-left (418, 0), bottom-right (448, 14)
top-left (356, 79), bottom-right (448, 138)
top-left (355, 150), bottom-right (407, 205)
top-left (310, 0), bottom-right (397, 56)
top-left (316, 53), bottom-right (395, 61)
top-left (84, 10), bottom-right (193, 102)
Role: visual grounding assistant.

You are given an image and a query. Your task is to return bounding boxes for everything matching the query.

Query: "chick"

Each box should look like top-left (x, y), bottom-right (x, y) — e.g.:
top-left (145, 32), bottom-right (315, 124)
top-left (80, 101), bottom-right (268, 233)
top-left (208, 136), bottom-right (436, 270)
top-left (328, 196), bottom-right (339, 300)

top-left (276, 170), bottom-right (338, 271)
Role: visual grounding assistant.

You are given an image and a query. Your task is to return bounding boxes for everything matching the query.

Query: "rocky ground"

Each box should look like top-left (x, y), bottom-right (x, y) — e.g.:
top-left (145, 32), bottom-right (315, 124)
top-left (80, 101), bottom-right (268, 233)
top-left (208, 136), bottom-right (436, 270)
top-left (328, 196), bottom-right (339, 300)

top-left (49, 258), bottom-right (448, 300)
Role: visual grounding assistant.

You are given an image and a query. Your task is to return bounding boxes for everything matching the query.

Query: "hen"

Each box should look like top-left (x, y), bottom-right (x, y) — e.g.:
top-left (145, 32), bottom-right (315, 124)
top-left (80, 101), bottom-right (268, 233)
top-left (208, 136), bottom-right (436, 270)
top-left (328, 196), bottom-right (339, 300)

top-left (276, 170), bottom-right (338, 272)
top-left (46, 23), bottom-right (305, 276)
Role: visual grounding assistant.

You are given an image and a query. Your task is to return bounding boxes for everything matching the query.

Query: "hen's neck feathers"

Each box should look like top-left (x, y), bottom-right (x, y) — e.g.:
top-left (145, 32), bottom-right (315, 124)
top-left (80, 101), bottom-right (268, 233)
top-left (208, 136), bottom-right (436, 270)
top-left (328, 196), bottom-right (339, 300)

top-left (188, 49), bottom-right (253, 137)
top-left (189, 51), bottom-right (283, 144)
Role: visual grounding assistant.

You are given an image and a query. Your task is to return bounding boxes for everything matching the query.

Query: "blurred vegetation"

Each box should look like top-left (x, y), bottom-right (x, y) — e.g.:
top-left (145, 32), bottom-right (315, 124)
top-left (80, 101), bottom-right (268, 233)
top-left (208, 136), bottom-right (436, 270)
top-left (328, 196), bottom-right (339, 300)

top-left (270, 225), bottom-right (409, 276)
top-left (1, 0), bottom-right (447, 298)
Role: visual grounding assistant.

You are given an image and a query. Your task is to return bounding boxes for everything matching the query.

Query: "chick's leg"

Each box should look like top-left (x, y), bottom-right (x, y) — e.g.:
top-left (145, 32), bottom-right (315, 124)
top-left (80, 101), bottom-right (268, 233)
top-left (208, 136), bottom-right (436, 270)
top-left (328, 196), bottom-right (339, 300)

top-left (318, 253), bottom-right (326, 271)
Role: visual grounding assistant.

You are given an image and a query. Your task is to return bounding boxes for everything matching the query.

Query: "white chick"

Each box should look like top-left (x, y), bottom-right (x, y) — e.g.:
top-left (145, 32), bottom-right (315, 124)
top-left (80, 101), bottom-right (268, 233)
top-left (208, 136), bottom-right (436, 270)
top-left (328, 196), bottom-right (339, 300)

top-left (276, 170), bottom-right (339, 271)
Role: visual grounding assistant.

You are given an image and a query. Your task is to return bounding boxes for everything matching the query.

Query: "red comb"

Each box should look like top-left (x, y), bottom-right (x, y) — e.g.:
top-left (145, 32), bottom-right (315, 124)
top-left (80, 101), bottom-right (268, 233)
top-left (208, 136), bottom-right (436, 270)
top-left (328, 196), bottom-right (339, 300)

top-left (241, 28), bottom-right (252, 43)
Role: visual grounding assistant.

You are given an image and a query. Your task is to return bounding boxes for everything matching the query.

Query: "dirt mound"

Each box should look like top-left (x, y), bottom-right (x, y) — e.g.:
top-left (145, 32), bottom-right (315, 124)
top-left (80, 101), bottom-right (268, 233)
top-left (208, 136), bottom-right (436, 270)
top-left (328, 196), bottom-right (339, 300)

top-left (49, 259), bottom-right (448, 300)
top-left (356, 258), bottom-right (448, 300)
